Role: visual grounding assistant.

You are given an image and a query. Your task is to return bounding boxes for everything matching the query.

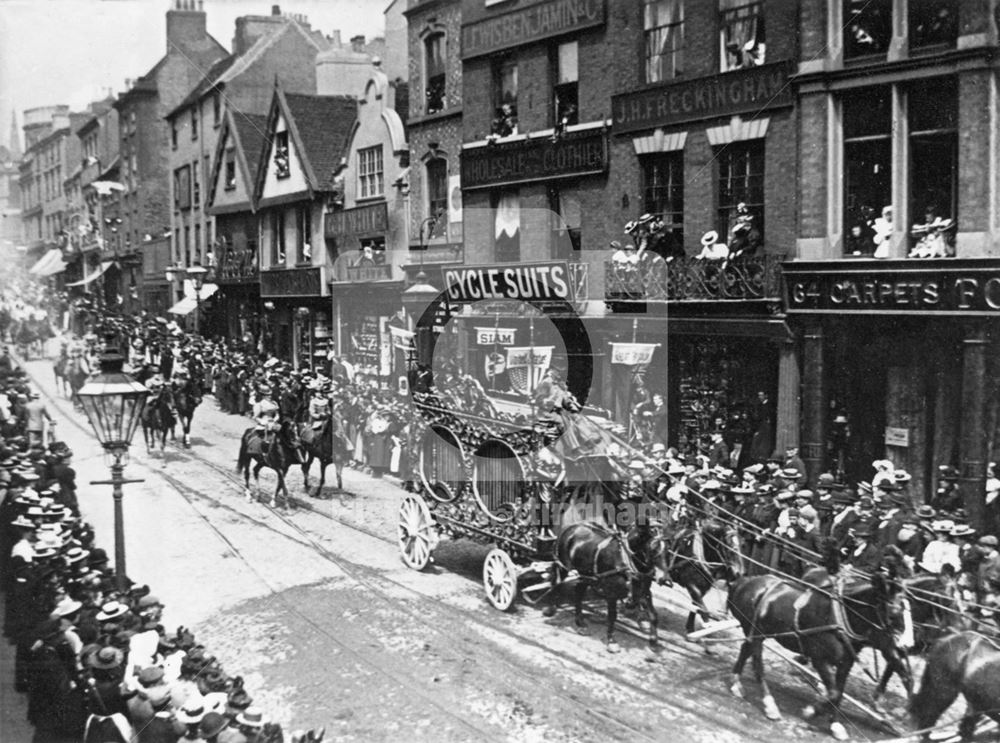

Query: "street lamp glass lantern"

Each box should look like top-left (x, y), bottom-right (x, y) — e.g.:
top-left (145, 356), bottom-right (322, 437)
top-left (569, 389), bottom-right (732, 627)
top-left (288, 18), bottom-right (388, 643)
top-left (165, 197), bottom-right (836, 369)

top-left (77, 344), bottom-right (149, 452)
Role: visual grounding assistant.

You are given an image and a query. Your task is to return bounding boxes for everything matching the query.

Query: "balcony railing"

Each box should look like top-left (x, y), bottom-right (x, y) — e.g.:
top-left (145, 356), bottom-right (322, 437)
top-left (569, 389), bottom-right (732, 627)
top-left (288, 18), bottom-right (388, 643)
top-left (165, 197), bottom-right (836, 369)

top-left (216, 248), bottom-right (259, 283)
top-left (604, 254), bottom-right (784, 302)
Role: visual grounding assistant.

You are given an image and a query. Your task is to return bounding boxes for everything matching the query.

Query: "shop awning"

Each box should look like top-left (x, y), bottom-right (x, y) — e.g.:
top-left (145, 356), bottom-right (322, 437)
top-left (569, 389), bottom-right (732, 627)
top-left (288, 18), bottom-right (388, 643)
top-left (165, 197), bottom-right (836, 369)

top-left (65, 260), bottom-right (114, 287)
top-left (167, 297), bottom-right (197, 315)
top-left (29, 249), bottom-right (66, 276)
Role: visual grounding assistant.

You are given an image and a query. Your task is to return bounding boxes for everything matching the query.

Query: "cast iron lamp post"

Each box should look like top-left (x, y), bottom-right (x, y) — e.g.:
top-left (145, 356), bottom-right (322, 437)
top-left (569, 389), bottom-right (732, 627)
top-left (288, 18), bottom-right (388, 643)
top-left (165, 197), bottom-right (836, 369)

top-left (76, 338), bottom-right (149, 593)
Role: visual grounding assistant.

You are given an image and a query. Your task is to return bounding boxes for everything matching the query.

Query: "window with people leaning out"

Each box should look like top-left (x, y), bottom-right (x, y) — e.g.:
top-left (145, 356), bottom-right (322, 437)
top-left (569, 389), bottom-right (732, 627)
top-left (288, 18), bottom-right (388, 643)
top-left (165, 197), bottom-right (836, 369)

top-left (644, 0), bottom-right (683, 83)
top-left (491, 56), bottom-right (518, 138)
top-left (843, 79), bottom-right (957, 259)
top-left (426, 158), bottom-right (448, 239)
top-left (715, 140), bottom-right (764, 259)
top-left (844, 0), bottom-right (956, 59)
top-left (552, 41), bottom-right (578, 132)
top-left (424, 33), bottom-right (446, 115)
top-left (719, 0), bottom-right (765, 72)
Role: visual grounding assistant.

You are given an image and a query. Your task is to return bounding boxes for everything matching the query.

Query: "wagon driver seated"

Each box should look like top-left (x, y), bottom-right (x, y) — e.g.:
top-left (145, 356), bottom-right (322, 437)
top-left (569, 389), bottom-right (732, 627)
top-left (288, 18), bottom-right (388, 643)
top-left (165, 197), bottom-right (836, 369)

top-left (251, 385), bottom-right (280, 455)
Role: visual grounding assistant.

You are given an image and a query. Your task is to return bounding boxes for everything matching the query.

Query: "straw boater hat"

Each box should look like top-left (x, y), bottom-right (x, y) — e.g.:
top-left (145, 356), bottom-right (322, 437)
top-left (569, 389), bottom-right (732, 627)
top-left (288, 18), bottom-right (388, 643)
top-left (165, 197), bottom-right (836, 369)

top-left (701, 230), bottom-right (720, 247)
top-left (177, 695), bottom-right (208, 725)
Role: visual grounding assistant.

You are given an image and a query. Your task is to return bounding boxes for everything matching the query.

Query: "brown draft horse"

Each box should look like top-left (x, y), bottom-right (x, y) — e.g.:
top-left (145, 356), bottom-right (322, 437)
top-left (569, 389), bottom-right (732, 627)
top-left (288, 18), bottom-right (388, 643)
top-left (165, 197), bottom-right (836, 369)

top-left (544, 521), bottom-right (667, 652)
top-left (727, 543), bottom-right (911, 740)
top-left (910, 631), bottom-right (1000, 742)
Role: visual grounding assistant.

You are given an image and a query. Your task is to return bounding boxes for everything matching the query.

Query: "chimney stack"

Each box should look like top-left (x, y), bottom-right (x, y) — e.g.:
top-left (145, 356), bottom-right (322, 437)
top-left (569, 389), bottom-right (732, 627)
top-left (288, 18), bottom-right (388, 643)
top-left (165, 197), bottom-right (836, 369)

top-left (272, 5), bottom-right (281, 15)
top-left (167, 0), bottom-right (208, 52)
top-left (351, 34), bottom-right (365, 52)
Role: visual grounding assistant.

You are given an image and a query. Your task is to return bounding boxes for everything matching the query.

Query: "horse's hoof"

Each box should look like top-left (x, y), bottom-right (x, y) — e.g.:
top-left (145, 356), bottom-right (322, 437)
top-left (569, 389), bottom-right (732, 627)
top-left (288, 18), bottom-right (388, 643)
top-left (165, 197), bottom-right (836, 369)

top-left (605, 641), bottom-right (621, 654)
top-left (762, 695), bottom-right (782, 721)
top-left (830, 721), bottom-right (848, 741)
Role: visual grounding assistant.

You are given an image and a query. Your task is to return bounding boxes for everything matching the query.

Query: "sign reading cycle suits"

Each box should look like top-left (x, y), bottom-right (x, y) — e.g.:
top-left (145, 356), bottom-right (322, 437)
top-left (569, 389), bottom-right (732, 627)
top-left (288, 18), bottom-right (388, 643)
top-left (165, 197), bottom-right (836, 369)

top-left (611, 61), bottom-right (794, 134)
top-left (442, 262), bottom-right (573, 303)
top-left (784, 260), bottom-right (1000, 315)
top-left (461, 131), bottom-right (607, 189)
top-left (461, 0), bottom-right (605, 59)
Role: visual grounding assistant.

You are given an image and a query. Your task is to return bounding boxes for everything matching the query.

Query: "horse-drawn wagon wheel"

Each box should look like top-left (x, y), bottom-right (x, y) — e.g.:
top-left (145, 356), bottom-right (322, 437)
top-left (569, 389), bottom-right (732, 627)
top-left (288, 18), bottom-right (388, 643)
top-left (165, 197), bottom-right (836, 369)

top-left (398, 495), bottom-right (436, 570)
top-left (483, 548), bottom-right (518, 611)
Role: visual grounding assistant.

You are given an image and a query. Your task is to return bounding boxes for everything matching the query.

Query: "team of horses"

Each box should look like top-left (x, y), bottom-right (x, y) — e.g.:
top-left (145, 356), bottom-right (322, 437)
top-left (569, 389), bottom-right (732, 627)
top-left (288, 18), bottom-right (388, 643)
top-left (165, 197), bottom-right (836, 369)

top-left (43, 341), bottom-right (997, 738)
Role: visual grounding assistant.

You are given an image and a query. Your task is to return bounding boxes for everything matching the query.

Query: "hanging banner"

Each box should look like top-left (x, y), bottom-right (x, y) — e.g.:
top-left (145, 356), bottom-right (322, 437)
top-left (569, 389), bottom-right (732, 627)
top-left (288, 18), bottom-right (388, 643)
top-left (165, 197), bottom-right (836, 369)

top-left (506, 345), bottom-right (553, 394)
top-left (475, 326), bottom-right (516, 345)
top-left (389, 325), bottom-right (415, 351)
top-left (610, 342), bottom-right (659, 365)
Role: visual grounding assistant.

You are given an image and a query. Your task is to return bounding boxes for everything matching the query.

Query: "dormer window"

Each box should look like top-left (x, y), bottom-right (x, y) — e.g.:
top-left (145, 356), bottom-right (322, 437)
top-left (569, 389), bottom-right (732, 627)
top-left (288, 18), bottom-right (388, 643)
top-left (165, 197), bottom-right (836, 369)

top-left (224, 148), bottom-right (236, 190)
top-left (274, 131), bottom-right (290, 179)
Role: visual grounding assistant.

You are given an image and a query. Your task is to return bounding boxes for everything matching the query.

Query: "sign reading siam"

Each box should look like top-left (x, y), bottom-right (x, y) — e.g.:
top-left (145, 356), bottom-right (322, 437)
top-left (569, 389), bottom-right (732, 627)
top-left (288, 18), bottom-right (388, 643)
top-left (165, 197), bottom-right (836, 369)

top-left (442, 262), bottom-right (573, 303)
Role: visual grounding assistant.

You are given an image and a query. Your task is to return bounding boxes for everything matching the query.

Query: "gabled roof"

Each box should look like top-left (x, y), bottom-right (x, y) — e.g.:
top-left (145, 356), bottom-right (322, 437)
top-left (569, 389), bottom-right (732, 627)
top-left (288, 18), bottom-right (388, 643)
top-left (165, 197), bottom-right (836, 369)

top-left (255, 86), bottom-right (357, 201)
top-left (207, 108), bottom-right (267, 211)
top-left (166, 55), bottom-right (237, 119)
top-left (221, 20), bottom-right (329, 86)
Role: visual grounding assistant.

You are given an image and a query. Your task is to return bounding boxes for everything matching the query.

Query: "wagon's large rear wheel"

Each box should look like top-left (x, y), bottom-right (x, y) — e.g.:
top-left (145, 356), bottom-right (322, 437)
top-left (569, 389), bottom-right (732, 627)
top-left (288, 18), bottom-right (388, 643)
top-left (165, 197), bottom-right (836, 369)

top-left (483, 548), bottom-right (518, 611)
top-left (398, 495), bottom-right (435, 570)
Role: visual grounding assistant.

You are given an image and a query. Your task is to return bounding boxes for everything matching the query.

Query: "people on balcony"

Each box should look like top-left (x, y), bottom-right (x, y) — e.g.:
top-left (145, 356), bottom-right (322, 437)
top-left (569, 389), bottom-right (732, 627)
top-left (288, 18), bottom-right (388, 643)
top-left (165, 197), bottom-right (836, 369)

top-left (727, 202), bottom-right (762, 259)
top-left (872, 205), bottom-right (893, 259)
top-left (489, 103), bottom-right (518, 139)
top-left (695, 231), bottom-right (729, 261)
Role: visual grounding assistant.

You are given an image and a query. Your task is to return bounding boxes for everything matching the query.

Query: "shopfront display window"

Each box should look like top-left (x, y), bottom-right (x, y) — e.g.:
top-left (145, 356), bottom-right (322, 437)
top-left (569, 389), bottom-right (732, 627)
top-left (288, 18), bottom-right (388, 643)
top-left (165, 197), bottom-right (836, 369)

top-left (644, 0), bottom-right (684, 83)
top-left (719, 0), bottom-right (765, 72)
top-left (716, 141), bottom-right (764, 247)
top-left (641, 152), bottom-right (683, 258)
top-left (843, 0), bottom-right (891, 60)
top-left (493, 190), bottom-right (520, 263)
top-left (910, 0), bottom-right (957, 51)
top-left (843, 86), bottom-right (891, 256)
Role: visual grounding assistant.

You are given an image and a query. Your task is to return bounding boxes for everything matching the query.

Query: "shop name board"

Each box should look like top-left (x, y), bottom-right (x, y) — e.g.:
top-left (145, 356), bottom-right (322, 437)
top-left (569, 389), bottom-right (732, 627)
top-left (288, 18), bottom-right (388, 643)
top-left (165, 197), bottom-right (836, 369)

top-left (261, 267), bottom-right (323, 297)
top-left (785, 263), bottom-right (1000, 314)
top-left (325, 202), bottom-right (388, 239)
top-left (442, 262), bottom-right (573, 302)
top-left (461, 0), bottom-right (605, 59)
top-left (461, 131), bottom-right (607, 189)
top-left (476, 327), bottom-right (516, 345)
top-left (885, 427), bottom-right (910, 447)
top-left (611, 61), bottom-right (794, 134)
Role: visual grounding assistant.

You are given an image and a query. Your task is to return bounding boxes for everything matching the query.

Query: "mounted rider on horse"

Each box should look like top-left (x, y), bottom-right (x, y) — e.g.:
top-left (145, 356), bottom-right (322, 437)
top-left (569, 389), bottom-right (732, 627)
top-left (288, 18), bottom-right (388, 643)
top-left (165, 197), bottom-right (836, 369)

top-left (250, 386), bottom-right (280, 457)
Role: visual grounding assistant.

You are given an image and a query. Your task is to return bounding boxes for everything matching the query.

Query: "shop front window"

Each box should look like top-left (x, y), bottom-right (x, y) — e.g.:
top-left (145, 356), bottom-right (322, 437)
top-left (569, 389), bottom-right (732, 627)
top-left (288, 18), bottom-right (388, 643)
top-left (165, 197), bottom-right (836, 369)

top-left (716, 141), bottom-right (764, 248)
top-left (644, 0), bottom-right (684, 83)
top-left (910, 0), bottom-right (957, 51)
top-left (843, 87), bottom-right (891, 256)
top-left (641, 152), bottom-right (684, 258)
top-left (425, 33), bottom-right (446, 115)
top-left (549, 188), bottom-right (581, 260)
top-left (909, 78), bottom-right (958, 258)
top-left (493, 190), bottom-right (520, 263)
top-left (426, 158), bottom-right (448, 239)
top-left (719, 0), bottom-right (765, 72)
top-left (553, 42), bottom-right (579, 131)
top-left (491, 57), bottom-right (518, 137)
top-left (844, 0), bottom-right (892, 60)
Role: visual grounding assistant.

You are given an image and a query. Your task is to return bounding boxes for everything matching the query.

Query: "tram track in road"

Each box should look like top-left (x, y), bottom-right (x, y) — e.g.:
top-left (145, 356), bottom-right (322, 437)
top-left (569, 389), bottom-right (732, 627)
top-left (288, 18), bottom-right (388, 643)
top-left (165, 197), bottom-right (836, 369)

top-left (35, 374), bottom-right (863, 741)
top-left (40, 383), bottom-right (668, 742)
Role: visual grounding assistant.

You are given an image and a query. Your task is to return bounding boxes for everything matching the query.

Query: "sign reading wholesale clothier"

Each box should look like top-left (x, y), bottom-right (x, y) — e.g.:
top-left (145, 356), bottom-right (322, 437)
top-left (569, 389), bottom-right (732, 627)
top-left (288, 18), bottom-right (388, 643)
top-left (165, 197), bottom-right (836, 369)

top-left (461, 0), bottom-right (605, 59)
top-left (611, 60), bottom-right (794, 134)
top-left (442, 262), bottom-right (573, 302)
top-left (783, 260), bottom-right (1000, 315)
top-left (461, 130), bottom-right (607, 189)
